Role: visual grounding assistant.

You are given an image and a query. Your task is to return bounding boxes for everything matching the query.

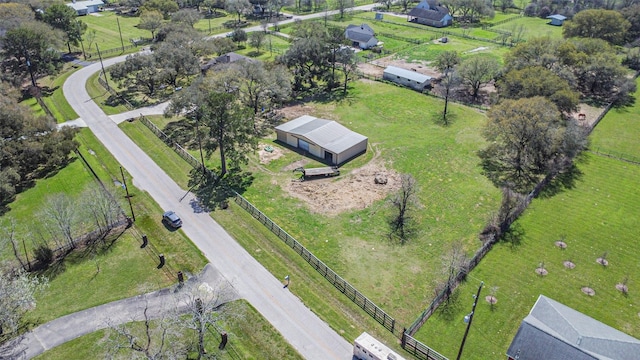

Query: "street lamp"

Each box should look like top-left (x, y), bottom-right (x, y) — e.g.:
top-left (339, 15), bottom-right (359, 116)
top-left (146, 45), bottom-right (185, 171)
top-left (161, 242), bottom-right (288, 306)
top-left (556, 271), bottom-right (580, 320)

top-left (456, 281), bottom-right (483, 360)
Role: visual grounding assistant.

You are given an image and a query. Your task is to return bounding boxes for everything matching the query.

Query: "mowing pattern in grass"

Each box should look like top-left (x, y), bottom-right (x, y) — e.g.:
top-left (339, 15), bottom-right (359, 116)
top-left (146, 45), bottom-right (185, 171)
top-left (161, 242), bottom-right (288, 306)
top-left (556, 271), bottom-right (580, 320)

top-left (78, 12), bottom-right (151, 54)
top-left (415, 154), bottom-right (640, 359)
top-left (238, 81), bottom-right (500, 325)
top-left (589, 77), bottom-right (640, 161)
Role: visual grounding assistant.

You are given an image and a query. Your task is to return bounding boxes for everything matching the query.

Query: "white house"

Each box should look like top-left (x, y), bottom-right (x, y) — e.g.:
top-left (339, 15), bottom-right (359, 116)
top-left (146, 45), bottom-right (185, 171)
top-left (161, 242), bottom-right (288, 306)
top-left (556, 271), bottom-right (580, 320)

top-left (275, 115), bottom-right (368, 165)
top-left (66, 0), bottom-right (104, 15)
top-left (383, 66), bottom-right (432, 91)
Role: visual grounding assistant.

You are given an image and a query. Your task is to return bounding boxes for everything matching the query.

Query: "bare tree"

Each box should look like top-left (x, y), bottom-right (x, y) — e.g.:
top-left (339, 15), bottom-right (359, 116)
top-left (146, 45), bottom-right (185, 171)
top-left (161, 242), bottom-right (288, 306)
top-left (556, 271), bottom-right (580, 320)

top-left (174, 280), bottom-right (241, 359)
top-left (81, 184), bottom-right (122, 234)
top-left (335, 0), bottom-right (354, 19)
top-left (388, 174), bottom-right (419, 244)
top-left (439, 241), bottom-right (469, 302)
top-left (105, 295), bottom-right (185, 360)
top-left (1, 218), bottom-right (26, 269)
top-left (41, 193), bottom-right (77, 248)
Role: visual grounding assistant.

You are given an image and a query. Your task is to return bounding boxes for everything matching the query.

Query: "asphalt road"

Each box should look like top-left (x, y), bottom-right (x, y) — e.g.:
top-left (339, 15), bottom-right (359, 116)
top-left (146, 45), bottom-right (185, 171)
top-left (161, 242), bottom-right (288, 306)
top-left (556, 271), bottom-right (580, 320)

top-left (62, 57), bottom-right (352, 358)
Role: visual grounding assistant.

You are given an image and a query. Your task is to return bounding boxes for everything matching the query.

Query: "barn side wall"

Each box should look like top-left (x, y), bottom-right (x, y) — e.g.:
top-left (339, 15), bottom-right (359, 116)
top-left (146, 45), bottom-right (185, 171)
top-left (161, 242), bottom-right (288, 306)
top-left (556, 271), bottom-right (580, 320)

top-left (336, 139), bottom-right (368, 165)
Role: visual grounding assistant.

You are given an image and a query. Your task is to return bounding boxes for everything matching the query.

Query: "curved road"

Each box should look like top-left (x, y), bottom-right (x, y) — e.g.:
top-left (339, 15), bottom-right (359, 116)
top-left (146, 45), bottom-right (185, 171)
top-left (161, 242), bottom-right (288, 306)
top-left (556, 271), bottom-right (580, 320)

top-left (62, 57), bottom-right (351, 358)
top-left (4, 6), bottom-right (390, 357)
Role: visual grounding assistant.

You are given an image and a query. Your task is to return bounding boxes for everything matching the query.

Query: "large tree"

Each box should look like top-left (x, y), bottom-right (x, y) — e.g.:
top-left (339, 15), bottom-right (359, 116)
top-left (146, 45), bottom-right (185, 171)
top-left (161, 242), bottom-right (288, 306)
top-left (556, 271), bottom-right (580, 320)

top-left (388, 174), bottom-right (419, 244)
top-left (138, 10), bottom-right (164, 40)
top-left (497, 66), bottom-right (580, 115)
top-left (621, 4), bottom-right (640, 44)
top-left (42, 3), bottom-right (85, 54)
top-left (110, 54), bottom-right (162, 95)
top-left (0, 3), bottom-right (34, 33)
top-left (563, 9), bottom-right (630, 45)
top-left (457, 55), bottom-right (500, 101)
top-left (478, 97), bottom-right (583, 193)
top-left (171, 8), bottom-right (202, 27)
top-left (1, 22), bottom-right (63, 87)
top-left (335, 47), bottom-right (358, 95)
top-left (335, 0), bottom-right (354, 19)
top-left (0, 267), bottom-right (48, 336)
top-left (141, 0), bottom-right (179, 19)
top-left (166, 78), bottom-right (256, 177)
top-left (225, 0), bottom-right (252, 23)
top-left (279, 21), bottom-right (331, 92)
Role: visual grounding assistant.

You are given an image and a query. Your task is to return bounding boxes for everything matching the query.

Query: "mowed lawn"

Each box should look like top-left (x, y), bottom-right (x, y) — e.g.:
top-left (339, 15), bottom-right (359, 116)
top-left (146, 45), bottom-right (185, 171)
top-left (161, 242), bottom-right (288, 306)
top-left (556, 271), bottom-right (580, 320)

top-left (237, 80), bottom-right (501, 325)
top-left (78, 12), bottom-right (151, 53)
top-left (415, 85), bottom-right (640, 358)
top-left (589, 77), bottom-right (640, 160)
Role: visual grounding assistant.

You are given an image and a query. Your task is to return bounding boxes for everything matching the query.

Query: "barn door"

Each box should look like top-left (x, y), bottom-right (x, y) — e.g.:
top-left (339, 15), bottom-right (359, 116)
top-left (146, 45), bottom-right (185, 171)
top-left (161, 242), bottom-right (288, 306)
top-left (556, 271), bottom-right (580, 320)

top-left (298, 139), bottom-right (309, 152)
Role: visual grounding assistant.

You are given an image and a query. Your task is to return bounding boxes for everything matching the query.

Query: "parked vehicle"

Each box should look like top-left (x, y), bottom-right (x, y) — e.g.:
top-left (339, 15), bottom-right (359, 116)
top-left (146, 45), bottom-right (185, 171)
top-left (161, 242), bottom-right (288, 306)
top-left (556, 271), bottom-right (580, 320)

top-left (162, 211), bottom-right (182, 228)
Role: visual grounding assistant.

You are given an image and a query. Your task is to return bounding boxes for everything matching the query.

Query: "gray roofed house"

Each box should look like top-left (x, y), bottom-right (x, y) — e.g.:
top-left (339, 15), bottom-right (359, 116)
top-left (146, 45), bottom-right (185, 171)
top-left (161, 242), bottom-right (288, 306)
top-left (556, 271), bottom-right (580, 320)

top-left (345, 24), bottom-right (379, 50)
top-left (547, 14), bottom-right (567, 26)
top-left (275, 115), bottom-right (368, 165)
top-left (383, 65), bottom-right (432, 91)
top-left (407, 0), bottom-right (452, 28)
top-left (507, 295), bottom-right (640, 360)
top-left (66, 0), bottom-right (104, 15)
top-left (200, 52), bottom-right (254, 73)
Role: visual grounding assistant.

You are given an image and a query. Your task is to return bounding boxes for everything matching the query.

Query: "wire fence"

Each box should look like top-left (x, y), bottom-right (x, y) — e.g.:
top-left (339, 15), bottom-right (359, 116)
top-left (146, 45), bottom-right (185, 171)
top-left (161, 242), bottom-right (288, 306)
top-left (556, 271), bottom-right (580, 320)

top-left (135, 110), bottom-right (450, 358)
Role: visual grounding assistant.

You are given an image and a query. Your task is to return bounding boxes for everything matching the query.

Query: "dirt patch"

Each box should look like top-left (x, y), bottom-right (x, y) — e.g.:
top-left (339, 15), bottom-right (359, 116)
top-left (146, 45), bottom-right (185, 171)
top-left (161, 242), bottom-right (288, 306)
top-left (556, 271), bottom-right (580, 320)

top-left (283, 157), bottom-right (401, 216)
top-left (581, 287), bottom-right (595, 296)
top-left (555, 241), bottom-right (567, 249)
top-left (572, 103), bottom-right (605, 128)
top-left (563, 261), bottom-right (575, 269)
top-left (257, 143), bottom-right (284, 164)
top-left (359, 56), bottom-right (442, 79)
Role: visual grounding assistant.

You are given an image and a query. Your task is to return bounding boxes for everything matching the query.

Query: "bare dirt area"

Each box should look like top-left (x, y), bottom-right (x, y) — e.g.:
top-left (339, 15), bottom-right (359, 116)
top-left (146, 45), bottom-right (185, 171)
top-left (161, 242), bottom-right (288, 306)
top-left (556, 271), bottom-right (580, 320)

top-left (283, 156), bottom-right (401, 217)
top-left (359, 56), bottom-right (442, 79)
top-left (257, 143), bottom-right (284, 164)
top-left (572, 103), bottom-right (605, 128)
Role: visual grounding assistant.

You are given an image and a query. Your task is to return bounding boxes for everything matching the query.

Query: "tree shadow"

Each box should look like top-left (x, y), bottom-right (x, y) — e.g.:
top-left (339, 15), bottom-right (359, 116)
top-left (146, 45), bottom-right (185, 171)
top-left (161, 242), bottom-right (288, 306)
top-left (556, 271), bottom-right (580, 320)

top-left (431, 110), bottom-right (458, 127)
top-left (436, 288), bottom-right (462, 322)
top-left (538, 163), bottom-right (584, 198)
top-left (501, 222), bottom-right (525, 250)
top-left (191, 168), bottom-right (254, 211)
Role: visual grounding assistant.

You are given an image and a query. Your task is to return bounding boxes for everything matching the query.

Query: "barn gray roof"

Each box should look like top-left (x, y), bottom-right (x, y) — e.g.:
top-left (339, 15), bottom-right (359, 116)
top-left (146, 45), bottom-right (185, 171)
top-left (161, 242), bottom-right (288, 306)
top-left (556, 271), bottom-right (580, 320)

top-left (275, 115), bottom-right (367, 154)
top-left (506, 295), bottom-right (640, 360)
top-left (66, 0), bottom-right (104, 10)
top-left (345, 24), bottom-right (376, 43)
top-left (408, 6), bottom-right (450, 21)
top-left (384, 66), bottom-right (432, 83)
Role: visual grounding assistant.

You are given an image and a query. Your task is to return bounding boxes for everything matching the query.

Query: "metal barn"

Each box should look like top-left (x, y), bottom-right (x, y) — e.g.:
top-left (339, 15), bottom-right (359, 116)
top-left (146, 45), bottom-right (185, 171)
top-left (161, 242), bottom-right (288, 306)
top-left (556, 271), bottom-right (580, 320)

top-left (383, 66), bottom-right (432, 91)
top-left (275, 115), bottom-right (368, 165)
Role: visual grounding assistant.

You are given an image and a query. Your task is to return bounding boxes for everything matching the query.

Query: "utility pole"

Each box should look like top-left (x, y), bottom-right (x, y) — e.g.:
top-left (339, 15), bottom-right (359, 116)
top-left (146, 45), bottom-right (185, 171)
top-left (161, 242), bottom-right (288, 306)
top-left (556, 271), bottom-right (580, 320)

top-left (120, 166), bottom-right (135, 222)
top-left (117, 17), bottom-right (125, 52)
top-left (96, 44), bottom-right (109, 90)
top-left (456, 281), bottom-right (483, 360)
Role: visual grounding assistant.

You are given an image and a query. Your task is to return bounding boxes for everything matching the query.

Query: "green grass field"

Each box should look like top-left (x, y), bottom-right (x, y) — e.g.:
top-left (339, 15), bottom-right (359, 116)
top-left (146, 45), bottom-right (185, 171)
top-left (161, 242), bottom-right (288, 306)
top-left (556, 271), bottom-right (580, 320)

top-left (589, 77), bottom-right (640, 161)
top-left (493, 16), bottom-right (563, 40)
top-left (226, 80), bottom-right (501, 326)
top-left (415, 153), bottom-right (640, 359)
top-left (78, 12), bottom-right (151, 53)
top-left (38, 64), bottom-right (81, 123)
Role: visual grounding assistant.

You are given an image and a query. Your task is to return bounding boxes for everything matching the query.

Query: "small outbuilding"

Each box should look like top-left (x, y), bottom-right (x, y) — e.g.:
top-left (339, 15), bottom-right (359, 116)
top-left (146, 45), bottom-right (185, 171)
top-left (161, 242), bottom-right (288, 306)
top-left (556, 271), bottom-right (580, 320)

top-left (275, 115), bottom-right (368, 165)
top-left (200, 52), bottom-right (254, 73)
top-left (546, 14), bottom-right (567, 26)
top-left (345, 24), bottom-right (378, 50)
top-left (66, 0), bottom-right (104, 15)
top-left (383, 66), bottom-right (432, 91)
top-left (506, 295), bottom-right (640, 360)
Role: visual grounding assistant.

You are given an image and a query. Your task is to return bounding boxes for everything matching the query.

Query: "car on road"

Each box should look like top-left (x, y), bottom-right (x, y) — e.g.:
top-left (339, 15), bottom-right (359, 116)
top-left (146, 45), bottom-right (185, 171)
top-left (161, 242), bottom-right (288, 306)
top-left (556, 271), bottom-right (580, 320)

top-left (162, 211), bottom-right (182, 228)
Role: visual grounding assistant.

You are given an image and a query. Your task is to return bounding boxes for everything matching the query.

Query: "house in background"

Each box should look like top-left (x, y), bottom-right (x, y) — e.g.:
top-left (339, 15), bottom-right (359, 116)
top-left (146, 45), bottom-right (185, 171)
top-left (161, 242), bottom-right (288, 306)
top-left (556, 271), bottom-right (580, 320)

top-left (344, 24), bottom-right (378, 50)
top-left (200, 52), bottom-right (254, 74)
top-left (407, 0), bottom-right (453, 28)
top-left (275, 115), bottom-right (368, 165)
top-left (383, 66), bottom-right (432, 91)
top-left (66, 0), bottom-right (104, 15)
top-left (507, 295), bottom-right (640, 360)
top-left (547, 14), bottom-right (567, 26)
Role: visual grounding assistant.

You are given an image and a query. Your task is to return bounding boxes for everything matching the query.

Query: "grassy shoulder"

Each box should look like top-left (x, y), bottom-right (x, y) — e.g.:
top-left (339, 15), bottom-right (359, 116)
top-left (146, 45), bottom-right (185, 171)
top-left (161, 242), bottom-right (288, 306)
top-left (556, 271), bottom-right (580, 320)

top-left (33, 300), bottom-right (304, 360)
top-left (3, 128), bottom-right (206, 327)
